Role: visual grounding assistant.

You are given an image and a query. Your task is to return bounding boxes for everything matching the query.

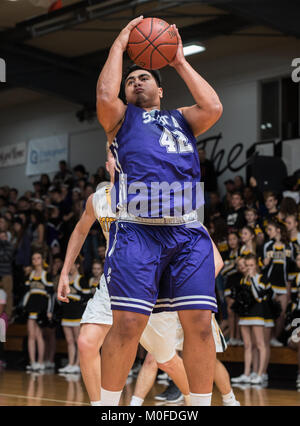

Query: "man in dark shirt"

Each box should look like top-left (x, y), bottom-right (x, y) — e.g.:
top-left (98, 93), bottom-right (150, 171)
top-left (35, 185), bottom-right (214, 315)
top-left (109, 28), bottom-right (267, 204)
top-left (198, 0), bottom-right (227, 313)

top-left (226, 192), bottom-right (246, 232)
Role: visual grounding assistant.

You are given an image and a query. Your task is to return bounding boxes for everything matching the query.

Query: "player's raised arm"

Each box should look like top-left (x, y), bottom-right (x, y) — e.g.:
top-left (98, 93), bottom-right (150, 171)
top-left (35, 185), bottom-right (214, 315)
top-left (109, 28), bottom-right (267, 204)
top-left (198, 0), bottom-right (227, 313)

top-left (170, 26), bottom-right (223, 137)
top-left (57, 194), bottom-right (96, 303)
top-left (97, 16), bottom-right (144, 136)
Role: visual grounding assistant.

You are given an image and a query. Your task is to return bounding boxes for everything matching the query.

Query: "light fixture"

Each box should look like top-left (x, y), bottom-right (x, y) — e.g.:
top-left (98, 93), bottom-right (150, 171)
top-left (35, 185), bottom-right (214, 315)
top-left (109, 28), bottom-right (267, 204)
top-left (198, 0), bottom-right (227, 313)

top-left (183, 42), bottom-right (206, 57)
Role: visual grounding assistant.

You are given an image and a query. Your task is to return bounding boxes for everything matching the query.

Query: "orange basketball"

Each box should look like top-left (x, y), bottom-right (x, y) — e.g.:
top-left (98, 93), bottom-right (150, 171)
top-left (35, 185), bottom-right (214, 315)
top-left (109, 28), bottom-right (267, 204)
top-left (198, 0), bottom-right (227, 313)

top-left (127, 17), bottom-right (178, 70)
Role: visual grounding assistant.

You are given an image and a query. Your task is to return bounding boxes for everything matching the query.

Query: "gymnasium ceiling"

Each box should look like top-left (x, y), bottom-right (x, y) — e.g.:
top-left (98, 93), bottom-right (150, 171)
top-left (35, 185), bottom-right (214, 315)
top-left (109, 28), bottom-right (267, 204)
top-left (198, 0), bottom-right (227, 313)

top-left (0, 0), bottom-right (299, 110)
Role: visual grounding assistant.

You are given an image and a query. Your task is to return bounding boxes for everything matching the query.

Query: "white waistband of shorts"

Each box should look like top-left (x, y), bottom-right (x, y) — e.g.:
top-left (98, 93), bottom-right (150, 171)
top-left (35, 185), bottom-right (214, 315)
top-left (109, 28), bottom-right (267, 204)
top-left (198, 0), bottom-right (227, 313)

top-left (116, 210), bottom-right (198, 225)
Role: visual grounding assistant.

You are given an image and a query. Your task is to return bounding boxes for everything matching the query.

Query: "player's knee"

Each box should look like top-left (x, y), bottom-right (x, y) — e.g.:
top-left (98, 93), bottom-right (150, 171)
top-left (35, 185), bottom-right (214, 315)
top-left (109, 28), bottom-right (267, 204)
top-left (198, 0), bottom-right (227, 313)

top-left (77, 334), bottom-right (98, 354)
top-left (113, 314), bottom-right (146, 341)
top-left (143, 353), bottom-right (158, 372)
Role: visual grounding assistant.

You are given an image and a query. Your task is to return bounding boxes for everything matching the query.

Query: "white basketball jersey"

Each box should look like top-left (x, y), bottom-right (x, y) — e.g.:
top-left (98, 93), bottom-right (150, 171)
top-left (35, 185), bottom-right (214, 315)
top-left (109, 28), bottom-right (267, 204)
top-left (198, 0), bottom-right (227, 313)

top-left (92, 182), bottom-right (116, 243)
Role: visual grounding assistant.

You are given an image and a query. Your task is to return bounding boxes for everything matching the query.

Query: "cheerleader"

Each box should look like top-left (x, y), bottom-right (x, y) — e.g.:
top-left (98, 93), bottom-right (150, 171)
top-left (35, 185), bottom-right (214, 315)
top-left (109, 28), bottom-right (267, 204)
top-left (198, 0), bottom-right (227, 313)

top-left (239, 226), bottom-right (256, 258)
top-left (89, 260), bottom-right (103, 296)
top-left (222, 232), bottom-right (240, 280)
top-left (285, 252), bottom-right (300, 386)
top-left (23, 251), bottom-right (54, 371)
top-left (225, 256), bottom-right (246, 346)
top-left (231, 254), bottom-right (274, 385)
top-left (58, 258), bottom-right (91, 374)
top-left (285, 214), bottom-right (300, 262)
top-left (263, 220), bottom-right (293, 346)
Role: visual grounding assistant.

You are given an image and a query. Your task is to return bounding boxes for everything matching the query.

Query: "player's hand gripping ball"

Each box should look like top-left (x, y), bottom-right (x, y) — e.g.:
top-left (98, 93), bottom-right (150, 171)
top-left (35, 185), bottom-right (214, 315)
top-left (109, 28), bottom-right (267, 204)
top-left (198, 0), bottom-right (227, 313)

top-left (127, 17), bottom-right (178, 70)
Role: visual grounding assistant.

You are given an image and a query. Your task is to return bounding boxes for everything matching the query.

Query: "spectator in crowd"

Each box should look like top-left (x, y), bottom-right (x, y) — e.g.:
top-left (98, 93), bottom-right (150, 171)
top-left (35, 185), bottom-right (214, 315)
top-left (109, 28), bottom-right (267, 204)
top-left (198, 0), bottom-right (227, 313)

top-left (73, 164), bottom-right (88, 186)
top-left (262, 192), bottom-right (280, 231)
top-left (0, 281), bottom-right (8, 368)
top-left (8, 188), bottom-right (18, 204)
top-left (198, 148), bottom-right (218, 204)
top-left (0, 230), bottom-right (14, 320)
top-left (226, 192), bottom-right (246, 232)
top-left (0, 216), bottom-right (12, 242)
top-left (53, 160), bottom-right (73, 186)
top-left (28, 211), bottom-right (45, 252)
top-left (11, 217), bottom-right (31, 308)
top-left (244, 208), bottom-right (265, 248)
top-left (40, 174), bottom-right (51, 195)
top-left (278, 197), bottom-right (298, 223)
top-left (282, 175), bottom-right (300, 205)
top-left (23, 251), bottom-right (54, 372)
top-left (234, 176), bottom-right (245, 193)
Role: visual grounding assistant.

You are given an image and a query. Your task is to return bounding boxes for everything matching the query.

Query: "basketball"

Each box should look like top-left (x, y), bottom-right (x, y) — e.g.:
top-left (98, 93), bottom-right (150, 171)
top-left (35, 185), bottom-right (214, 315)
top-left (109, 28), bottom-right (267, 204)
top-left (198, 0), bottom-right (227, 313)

top-left (127, 17), bottom-right (178, 70)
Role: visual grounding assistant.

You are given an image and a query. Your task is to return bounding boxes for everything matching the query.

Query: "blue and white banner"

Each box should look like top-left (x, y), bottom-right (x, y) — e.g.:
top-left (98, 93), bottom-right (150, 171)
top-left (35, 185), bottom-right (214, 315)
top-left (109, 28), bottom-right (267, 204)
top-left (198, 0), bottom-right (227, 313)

top-left (26, 134), bottom-right (68, 176)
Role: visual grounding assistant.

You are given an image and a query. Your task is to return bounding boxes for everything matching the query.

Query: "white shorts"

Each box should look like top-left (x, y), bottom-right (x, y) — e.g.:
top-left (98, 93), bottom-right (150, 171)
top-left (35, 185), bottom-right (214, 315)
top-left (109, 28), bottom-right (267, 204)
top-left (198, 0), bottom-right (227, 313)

top-left (81, 274), bottom-right (113, 326)
top-left (140, 311), bottom-right (227, 364)
top-left (80, 274), bottom-right (227, 363)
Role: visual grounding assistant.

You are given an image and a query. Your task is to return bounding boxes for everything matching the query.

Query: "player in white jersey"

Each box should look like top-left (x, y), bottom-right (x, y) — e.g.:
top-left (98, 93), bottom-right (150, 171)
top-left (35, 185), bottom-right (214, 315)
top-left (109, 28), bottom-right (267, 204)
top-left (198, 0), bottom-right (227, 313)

top-left (58, 149), bottom-right (239, 406)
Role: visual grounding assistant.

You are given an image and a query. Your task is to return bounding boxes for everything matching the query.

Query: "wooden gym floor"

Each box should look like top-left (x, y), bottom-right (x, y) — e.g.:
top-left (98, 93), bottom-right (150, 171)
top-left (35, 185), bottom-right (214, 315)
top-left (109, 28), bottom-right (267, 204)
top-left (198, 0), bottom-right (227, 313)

top-left (0, 368), bottom-right (300, 406)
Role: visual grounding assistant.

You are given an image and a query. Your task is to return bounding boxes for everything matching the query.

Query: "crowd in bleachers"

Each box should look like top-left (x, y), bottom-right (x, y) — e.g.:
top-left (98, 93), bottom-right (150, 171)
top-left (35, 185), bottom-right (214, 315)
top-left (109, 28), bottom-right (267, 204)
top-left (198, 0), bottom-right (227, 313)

top-left (0, 153), bottom-right (299, 387)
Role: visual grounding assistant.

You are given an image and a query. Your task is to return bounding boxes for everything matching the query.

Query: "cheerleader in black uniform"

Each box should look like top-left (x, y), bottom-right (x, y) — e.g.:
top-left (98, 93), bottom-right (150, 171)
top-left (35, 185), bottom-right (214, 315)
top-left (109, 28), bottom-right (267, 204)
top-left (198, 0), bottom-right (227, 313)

top-left (285, 214), bottom-right (300, 262)
top-left (239, 226), bottom-right (256, 258)
top-left (263, 220), bottom-right (293, 346)
top-left (231, 254), bottom-right (274, 385)
top-left (58, 258), bottom-right (91, 374)
top-left (89, 260), bottom-right (103, 296)
top-left (23, 251), bottom-right (54, 371)
top-left (286, 253), bottom-right (300, 386)
top-left (222, 232), bottom-right (242, 345)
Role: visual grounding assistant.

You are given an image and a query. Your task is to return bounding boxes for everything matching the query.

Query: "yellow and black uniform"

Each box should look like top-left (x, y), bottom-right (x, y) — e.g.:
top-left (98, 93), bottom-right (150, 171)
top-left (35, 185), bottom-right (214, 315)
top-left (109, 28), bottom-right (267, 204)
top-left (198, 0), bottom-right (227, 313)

top-left (23, 270), bottom-right (54, 320)
top-left (239, 244), bottom-right (254, 258)
top-left (290, 233), bottom-right (300, 260)
top-left (285, 274), bottom-right (300, 344)
top-left (237, 274), bottom-right (274, 327)
top-left (216, 240), bottom-right (229, 261)
top-left (224, 271), bottom-right (243, 299)
top-left (263, 240), bottom-right (293, 295)
top-left (222, 248), bottom-right (240, 297)
top-left (88, 276), bottom-right (100, 296)
top-left (61, 273), bottom-right (92, 327)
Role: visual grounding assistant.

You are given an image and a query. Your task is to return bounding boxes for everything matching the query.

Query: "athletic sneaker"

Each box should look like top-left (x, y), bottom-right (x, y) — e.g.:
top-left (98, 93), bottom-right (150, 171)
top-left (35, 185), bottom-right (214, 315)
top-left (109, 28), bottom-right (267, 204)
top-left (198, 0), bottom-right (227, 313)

top-left (157, 372), bottom-right (169, 381)
top-left (251, 375), bottom-right (263, 384)
top-left (270, 338), bottom-right (283, 347)
top-left (236, 339), bottom-right (244, 346)
top-left (227, 338), bottom-right (239, 346)
top-left (69, 365), bottom-right (81, 374)
top-left (296, 374), bottom-right (300, 384)
top-left (155, 385), bottom-right (171, 401)
top-left (58, 364), bottom-right (74, 374)
top-left (231, 374), bottom-right (251, 384)
top-left (223, 399), bottom-right (241, 406)
top-left (250, 372), bottom-right (258, 380)
top-left (262, 374), bottom-right (269, 382)
top-left (45, 361), bottom-right (55, 369)
top-left (26, 362), bottom-right (41, 371)
top-left (163, 382), bottom-right (184, 404)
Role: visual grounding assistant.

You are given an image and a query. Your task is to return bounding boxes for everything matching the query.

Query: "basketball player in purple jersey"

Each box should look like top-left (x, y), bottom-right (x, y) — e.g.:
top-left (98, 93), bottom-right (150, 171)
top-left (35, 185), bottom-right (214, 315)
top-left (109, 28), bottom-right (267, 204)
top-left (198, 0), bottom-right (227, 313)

top-left (97, 16), bottom-right (223, 406)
